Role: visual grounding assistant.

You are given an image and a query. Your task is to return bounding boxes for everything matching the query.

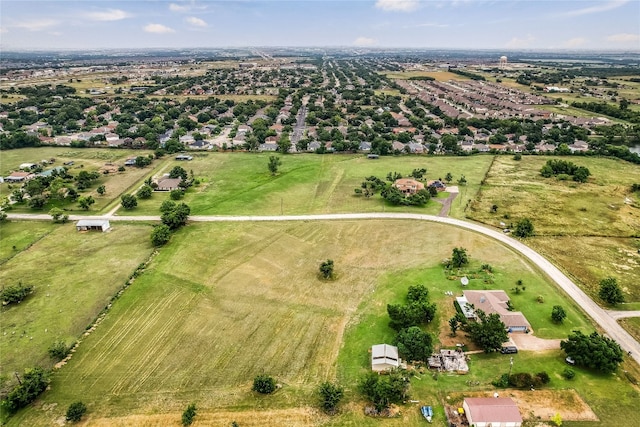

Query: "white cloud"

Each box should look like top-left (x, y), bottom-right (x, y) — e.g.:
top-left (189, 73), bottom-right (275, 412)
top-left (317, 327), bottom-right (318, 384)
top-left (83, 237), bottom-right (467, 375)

top-left (13, 19), bottom-right (58, 32)
top-left (144, 24), bottom-right (176, 34)
top-left (375, 0), bottom-right (420, 12)
top-left (505, 34), bottom-right (535, 48)
top-left (169, 3), bottom-right (190, 12)
top-left (85, 9), bottom-right (132, 21)
top-left (563, 37), bottom-right (587, 48)
top-left (0, 27), bottom-right (8, 34)
top-left (565, 0), bottom-right (629, 16)
top-left (414, 22), bottom-right (449, 28)
top-left (354, 37), bottom-right (376, 47)
top-left (606, 33), bottom-right (640, 43)
top-left (185, 17), bottom-right (207, 27)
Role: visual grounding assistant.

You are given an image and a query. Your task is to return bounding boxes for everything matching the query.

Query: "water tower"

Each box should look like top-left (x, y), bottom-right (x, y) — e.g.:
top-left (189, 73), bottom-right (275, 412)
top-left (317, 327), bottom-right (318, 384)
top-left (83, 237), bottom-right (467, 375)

top-left (499, 55), bottom-right (508, 70)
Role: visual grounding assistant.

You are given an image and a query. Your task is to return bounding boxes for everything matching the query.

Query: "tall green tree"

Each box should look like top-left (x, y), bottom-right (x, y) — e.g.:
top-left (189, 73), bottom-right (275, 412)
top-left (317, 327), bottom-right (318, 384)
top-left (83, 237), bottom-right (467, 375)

top-left (599, 277), bottom-right (624, 305)
top-left (451, 247), bottom-right (469, 268)
top-left (514, 218), bottom-right (534, 238)
top-left (561, 331), bottom-right (624, 373)
top-left (394, 326), bottom-right (433, 362)
top-left (462, 309), bottom-right (509, 353)
top-left (268, 156), bottom-right (282, 176)
top-left (120, 194), bottom-right (138, 210)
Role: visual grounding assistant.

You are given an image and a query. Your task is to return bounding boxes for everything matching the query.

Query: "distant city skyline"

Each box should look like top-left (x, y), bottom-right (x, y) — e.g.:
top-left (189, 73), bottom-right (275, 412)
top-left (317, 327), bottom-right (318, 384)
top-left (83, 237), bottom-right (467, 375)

top-left (1, 0), bottom-right (639, 51)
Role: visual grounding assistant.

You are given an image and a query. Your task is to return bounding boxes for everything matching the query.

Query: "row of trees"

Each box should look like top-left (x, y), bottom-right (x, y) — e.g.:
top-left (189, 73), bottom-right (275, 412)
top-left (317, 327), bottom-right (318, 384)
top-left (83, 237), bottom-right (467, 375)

top-left (540, 159), bottom-right (591, 182)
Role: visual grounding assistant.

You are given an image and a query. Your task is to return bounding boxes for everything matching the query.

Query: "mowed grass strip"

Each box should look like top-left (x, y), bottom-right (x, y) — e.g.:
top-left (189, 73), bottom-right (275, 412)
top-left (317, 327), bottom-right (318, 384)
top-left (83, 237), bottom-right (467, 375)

top-left (467, 155), bottom-right (640, 237)
top-left (0, 220), bottom-right (55, 264)
top-left (131, 153), bottom-right (491, 217)
top-left (0, 222), bottom-right (154, 382)
top-left (619, 317), bottom-right (640, 343)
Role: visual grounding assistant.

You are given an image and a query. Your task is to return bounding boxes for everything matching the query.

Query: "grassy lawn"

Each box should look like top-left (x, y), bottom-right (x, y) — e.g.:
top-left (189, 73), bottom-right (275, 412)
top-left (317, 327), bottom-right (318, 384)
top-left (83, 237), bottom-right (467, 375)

top-left (1, 148), bottom-right (163, 214)
top-left (8, 219), bottom-right (611, 426)
top-left (127, 153), bottom-right (491, 217)
top-left (0, 222), bottom-right (154, 392)
top-left (467, 155), bottom-right (640, 237)
top-left (0, 220), bottom-right (55, 264)
top-left (619, 317), bottom-right (640, 343)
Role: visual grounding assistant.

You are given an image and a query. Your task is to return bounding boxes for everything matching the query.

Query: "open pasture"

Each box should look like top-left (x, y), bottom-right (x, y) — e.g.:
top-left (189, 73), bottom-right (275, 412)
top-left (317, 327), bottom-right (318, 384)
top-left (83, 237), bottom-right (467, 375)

top-left (8, 218), bottom-right (603, 426)
top-left (467, 155), bottom-right (640, 237)
top-left (131, 153), bottom-right (491, 217)
top-left (0, 222), bottom-right (154, 387)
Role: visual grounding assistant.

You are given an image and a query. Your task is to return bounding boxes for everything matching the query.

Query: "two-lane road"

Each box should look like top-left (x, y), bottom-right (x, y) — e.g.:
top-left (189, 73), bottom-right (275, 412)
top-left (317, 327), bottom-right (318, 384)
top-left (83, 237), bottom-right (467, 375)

top-left (7, 211), bottom-right (639, 364)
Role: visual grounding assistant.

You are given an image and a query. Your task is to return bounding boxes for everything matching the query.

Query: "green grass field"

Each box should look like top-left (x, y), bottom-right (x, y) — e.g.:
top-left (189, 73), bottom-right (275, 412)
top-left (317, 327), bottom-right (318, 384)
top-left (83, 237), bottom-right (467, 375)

top-left (0, 221), bottom-right (154, 390)
top-left (467, 155), bottom-right (640, 237)
top-left (8, 219), bottom-right (622, 427)
top-left (126, 153), bottom-right (491, 217)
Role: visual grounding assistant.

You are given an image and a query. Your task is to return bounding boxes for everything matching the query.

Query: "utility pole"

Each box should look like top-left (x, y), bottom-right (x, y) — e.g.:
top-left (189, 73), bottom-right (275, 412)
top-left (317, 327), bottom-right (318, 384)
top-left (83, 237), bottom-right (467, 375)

top-left (509, 356), bottom-right (514, 377)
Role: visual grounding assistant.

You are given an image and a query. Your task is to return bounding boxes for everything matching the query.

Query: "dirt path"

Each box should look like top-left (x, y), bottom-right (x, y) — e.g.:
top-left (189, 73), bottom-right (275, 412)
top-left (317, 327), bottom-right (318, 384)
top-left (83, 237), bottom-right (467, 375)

top-left (509, 333), bottom-right (562, 351)
top-left (437, 192), bottom-right (458, 217)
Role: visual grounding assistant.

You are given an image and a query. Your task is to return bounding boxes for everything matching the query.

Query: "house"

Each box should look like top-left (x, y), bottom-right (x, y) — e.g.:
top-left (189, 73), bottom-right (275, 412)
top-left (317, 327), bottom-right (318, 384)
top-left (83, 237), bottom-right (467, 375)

top-left (394, 178), bottom-right (425, 195)
top-left (459, 290), bottom-right (531, 333)
top-left (462, 397), bottom-right (522, 427)
top-left (175, 154), bottom-right (193, 161)
top-left (155, 178), bottom-right (183, 191)
top-left (5, 171), bottom-right (34, 182)
top-left (76, 219), bottom-right (110, 232)
top-left (371, 344), bottom-right (400, 372)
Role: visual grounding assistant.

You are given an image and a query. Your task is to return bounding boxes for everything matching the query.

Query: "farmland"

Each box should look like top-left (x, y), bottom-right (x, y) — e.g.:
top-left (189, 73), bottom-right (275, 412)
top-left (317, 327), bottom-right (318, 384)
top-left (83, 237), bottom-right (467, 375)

top-left (0, 222), bottom-right (154, 386)
top-left (6, 219), bottom-right (639, 426)
top-left (128, 153), bottom-right (491, 217)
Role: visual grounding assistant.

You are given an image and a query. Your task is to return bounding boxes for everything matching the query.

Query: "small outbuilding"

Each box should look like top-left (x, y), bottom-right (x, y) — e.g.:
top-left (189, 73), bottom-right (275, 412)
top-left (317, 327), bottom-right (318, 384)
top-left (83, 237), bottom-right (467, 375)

top-left (463, 397), bottom-right (522, 427)
top-left (76, 219), bottom-right (110, 232)
top-left (175, 154), bottom-right (193, 161)
top-left (371, 344), bottom-right (401, 372)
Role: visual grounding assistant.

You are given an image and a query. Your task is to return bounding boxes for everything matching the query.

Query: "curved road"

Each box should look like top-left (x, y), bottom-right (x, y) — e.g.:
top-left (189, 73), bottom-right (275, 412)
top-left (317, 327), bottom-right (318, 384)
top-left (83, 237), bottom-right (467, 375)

top-left (7, 212), bottom-right (640, 364)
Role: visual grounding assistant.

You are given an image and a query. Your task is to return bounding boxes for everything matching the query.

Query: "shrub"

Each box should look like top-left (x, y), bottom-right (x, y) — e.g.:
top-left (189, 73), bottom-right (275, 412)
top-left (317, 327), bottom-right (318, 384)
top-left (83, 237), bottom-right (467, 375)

top-left (48, 341), bottom-right (71, 361)
top-left (2, 367), bottom-right (48, 413)
top-left (0, 283), bottom-right (34, 305)
top-left (562, 368), bottom-right (575, 380)
top-left (252, 374), bottom-right (276, 394)
top-left (66, 401), bottom-right (87, 422)
top-left (170, 189), bottom-right (185, 200)
top-left (181, 403), bottom-right (197, 426)
top-left (318, 381), bottom-right (344, 414)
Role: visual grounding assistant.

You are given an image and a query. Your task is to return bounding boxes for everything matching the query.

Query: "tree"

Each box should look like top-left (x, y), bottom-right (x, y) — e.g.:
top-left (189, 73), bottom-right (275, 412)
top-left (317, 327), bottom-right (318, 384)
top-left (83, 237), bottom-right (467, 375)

top-left (181, 403), bottom-right (197, 426)
top-left (463, 309), bottom-right (509, 353)
top-left (120, 194), bottom-right (138, 210)
top-left (66, 401), bottom-right (87, 422)
top-left (161, 202), bottom-right (190, 230)
top-left (28, 195), bottom-right (47, 210)
top-left (457, 175), bottom-right (467, 185)
top-left (77, 196), bottom-right (95, 211)
top-left (598, 277), bottom-right (624, 305)
top-left (48, 341), bottom-right (71, 361)
top-left (319, 259), bottom-right (334, 280)
top-left (2, 367), bottom-right (48, 413)
top-left (451, 247), bottom-right (469, 268)
top-left (514, 218), bottom-right (534, 238)
top-left (49, 207), bottom-right (68, 223)
top-left (137, 185), bottom-right (153, 199)
top-left (268, 155), bottom-right (281, 176)
top-left (170, 189), bottom-right (185, 200)
top-left (560, 331), bottom-right (624, 373)
top-left (0, 283), bottom-right (34, 305)
top-left (318, 381), bottom-right (344, 415)
top-left (445, 172), bottom-right (453, 183)
top-left (252, 374), bottom-right (276, 394)
top-left (151, 224), bottom-right (171, 246)
top-left (387, 300), bottom-right (436, 330)
top-left (277, 132), bottom-right (291, 153)
top-left (359, 369), bottom-right (409, 412)
top-left (449, 312), bottom-right (466, 336)
top-left (551, 305), bottom-right (567, 323)
top-left (169, 166), bottom-right (188, 180)
top-left (394, 326), bottom-right (433, 362)
top-left (96, 184), bottom-right (106, 195)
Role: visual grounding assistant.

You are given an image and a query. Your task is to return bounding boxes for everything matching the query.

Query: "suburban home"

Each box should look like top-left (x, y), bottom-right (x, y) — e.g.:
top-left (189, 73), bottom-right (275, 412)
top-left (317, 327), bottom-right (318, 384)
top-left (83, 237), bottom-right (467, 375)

top-left (155, 178), bottom-right (183, 191)
top-left (393, 178), bottom-right (425, 195)
top-left (462, 397), bottom-right (523, 427)
top-left (458, 290), bottom-right (531, 333)
top-left (371, 344), bottom-right (400, 372)
top-left (6, 171), bottom-right (35, 182)
top-left (76, 219), bottom-right (111, 232)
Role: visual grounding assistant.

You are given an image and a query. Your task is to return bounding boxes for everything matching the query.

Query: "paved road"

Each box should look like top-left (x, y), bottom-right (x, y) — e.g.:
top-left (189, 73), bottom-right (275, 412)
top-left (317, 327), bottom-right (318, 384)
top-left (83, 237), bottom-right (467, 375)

top-left (7, 211), bottom-right (639, 364)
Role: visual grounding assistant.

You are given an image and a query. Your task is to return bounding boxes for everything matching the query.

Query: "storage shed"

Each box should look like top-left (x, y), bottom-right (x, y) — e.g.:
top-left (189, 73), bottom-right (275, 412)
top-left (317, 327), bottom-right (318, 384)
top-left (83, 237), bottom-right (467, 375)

top-left (463, 397), bottom-right (522, 427)
top-left (76, 219), bottom-right (110, 232)
top-left (371, 344), bottom-right (400, 372)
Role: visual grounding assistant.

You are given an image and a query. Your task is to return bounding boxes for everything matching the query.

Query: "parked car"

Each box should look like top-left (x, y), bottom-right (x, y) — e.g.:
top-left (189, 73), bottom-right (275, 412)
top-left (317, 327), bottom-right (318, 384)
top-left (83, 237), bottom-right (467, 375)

top-left (565, 356), bottom-right (575, 365)
top-left (501, 346), bottom-right (518, 354)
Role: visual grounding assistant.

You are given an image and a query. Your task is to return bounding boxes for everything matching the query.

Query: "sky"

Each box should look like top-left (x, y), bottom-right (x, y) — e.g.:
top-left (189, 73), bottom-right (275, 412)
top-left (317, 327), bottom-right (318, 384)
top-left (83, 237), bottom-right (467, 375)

top-left (1, 0), bottom-right (639, 51)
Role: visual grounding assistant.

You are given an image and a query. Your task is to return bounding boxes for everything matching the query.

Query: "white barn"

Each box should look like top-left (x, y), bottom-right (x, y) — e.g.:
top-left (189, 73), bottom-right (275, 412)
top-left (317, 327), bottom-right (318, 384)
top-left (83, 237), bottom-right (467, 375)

top-left (76, 219), bottom-right (111, 232)
top-left (371, 344), bottom-right (400, 372)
